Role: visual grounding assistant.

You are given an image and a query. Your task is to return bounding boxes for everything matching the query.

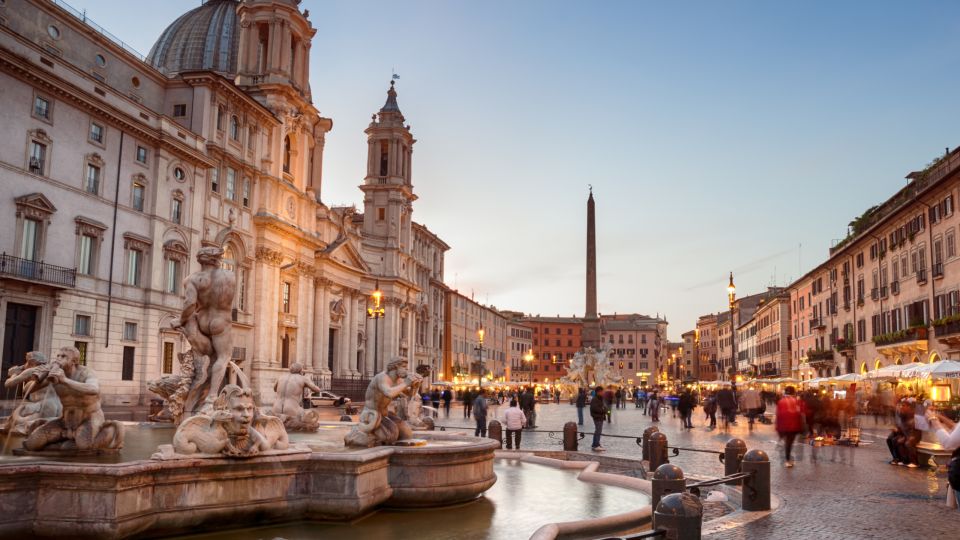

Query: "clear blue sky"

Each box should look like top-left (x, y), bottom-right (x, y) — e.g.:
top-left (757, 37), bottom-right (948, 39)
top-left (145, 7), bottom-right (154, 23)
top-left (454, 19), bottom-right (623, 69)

top-left (74, 0), bottom-right (960, 339)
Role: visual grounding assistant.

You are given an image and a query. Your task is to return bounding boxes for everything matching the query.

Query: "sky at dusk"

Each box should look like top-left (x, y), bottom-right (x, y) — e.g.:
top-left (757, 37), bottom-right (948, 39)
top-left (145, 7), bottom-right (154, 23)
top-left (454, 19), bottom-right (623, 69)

top-left (72, 0), bottom-right (960, 339)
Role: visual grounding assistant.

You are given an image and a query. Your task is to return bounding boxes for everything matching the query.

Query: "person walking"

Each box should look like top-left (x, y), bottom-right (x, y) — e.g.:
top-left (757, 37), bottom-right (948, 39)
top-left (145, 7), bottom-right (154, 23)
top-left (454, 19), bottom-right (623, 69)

top-left (473, 390), bottom-right (489, 437)
top-left (442, 389), bottom-right (452, 417)
top-left (704, 392), bottom-right (717, 429)
top-left (463, 388), bottom-right (473, 419)
top-left (503, 398), bottom-right (527, 449)
top-left (590, 387), bottom-right (608, 452)
top-left (603, 385), bottom-right (615, 423)
top-left (649, 391), bottom-right (660, 423)
top-left (678, 388), bottom-right (694, 428)
top-left (741, 386), bottom-right (762, 431)
top-left (520, 387), bottom-right (537, 428)
top-left (576, 387), bottom-right (587, 426)
top-left (776, 386), bottom-right (806, 467)
top-left (430, 388), bottom-right (441, 418)
top-left (716, 386), bottom-right (737, 431)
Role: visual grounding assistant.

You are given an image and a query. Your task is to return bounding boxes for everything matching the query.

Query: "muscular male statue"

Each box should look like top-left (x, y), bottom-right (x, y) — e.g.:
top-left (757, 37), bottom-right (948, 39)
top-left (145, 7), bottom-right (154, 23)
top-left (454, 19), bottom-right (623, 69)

top-left (22, 346), bottom-right (123, 452)
top-left (170, 246), bottom-right (236, 411)
top-left (344, 357), bottom-right (422, 447)
top-left (2, 351), bottom-right (62, 435)
top-left (272, 362), bottom-right (322, 431)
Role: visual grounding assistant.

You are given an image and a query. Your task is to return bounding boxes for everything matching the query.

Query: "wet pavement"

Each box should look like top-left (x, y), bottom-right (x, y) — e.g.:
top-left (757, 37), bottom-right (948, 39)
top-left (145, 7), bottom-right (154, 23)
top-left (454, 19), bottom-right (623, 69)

top-left (435, 401), bottom-right (958, 540)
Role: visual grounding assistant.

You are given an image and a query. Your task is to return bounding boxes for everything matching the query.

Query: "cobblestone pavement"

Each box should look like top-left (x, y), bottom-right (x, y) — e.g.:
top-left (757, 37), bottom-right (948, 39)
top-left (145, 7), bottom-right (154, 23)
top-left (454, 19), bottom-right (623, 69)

top-left (434, 402), bottom-right (958, 540)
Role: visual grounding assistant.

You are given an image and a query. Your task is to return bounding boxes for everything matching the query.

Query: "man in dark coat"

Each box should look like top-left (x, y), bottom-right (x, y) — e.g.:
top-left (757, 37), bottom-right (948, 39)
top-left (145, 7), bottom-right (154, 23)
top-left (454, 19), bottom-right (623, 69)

top-left (590, 387), bottom-right (608, 452)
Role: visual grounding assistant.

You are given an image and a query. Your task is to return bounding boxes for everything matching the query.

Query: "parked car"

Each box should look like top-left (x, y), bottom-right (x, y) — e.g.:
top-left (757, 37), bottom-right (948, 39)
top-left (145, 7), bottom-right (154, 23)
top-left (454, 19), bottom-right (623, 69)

top-left (308, 390), bottom-right (351, 408)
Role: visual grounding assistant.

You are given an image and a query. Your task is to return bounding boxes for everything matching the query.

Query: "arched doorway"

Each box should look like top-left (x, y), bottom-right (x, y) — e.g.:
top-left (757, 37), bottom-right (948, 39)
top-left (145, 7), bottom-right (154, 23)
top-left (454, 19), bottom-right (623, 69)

top-left (860, 362), bottom-right (867, 374)
top-left (929, 352), bottom-right (941, 364)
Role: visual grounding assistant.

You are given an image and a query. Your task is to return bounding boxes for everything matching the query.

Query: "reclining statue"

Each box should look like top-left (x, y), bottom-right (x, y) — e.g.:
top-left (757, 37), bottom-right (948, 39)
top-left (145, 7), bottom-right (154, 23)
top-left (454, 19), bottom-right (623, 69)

top-left (1, 351), bottom-right (62, 435)
top-left (344, 357), bottom-right (422, 448)
top-left (20, 347), bottom-right (123, 453)
top-left (166, 384), bottom-right (289, 458)
top-left (272, 362), bottom-right (322, 431)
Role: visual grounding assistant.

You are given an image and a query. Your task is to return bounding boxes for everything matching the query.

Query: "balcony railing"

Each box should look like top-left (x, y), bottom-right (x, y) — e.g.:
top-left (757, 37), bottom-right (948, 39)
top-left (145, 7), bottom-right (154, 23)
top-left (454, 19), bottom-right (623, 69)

top-left (934, 319), bottom-right (960, 340)
top-left (870, 288), bottom-right (879, 301)
top-left (807, 349), bottom-right (835, 362)
top-left (880, 285), bottom-right (888, 298)
top-left (0, 253), bottom-right (76, 288)
top-left (810, 317), bottom-right (826, 330)
top-left (873, 326), bottom-right (928, 346)
top-left (835, 341), bottom-right (855, 353)
top-left (891, 281), bottom-right (900, 295)
top-left (933, 263), bottom-right (944, 279)
top-left (917, 269), bottom-right (928, 284)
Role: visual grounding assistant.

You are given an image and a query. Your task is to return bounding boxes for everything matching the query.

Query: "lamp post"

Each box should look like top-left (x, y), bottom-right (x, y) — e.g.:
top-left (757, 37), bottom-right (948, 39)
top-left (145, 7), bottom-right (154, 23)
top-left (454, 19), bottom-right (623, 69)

top-left (367, 280), bottom-right (385, 374)
top-left (474, 326), bottom-right (485, 389)
top-left (727, 272), bottom-right (737, 382)
top-left (523, 348), bottom-right (534, 383)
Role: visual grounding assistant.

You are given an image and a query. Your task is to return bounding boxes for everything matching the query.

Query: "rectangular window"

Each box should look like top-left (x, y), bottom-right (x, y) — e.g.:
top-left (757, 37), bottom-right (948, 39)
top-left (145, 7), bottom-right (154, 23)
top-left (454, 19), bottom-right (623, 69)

top-left (242, 179), bottom-right (250, 207)
top-left (377, 207), bottom-right (385, 221)
top-left (123, 321), bottom-right (137, 341)
top-left (74, 341), bottom-right (88, 366)
top-left (210, 167), bottom-right (219, 193)
top-left (85, 164), bottom-right (100, 194)
top-left (34, 96), bottom-right (50, 119)
top-left (127, 249), bottom-right (142, 286)
top-left (162, 342), bottom-right (174, 374)
top-left (949, 230), bottom-right (957, 259)
top-left (166, 258), bottom-right (180, 293)
top-left (132, 182), bottom-right (145, 211)
top-left (20, 218), bottom-right (39, 260)
top-left (171, 198), bottom-right (182, 223)
top-left (78, 234), bottom-right (94, 275)
top-left (89, 122), bottom-right (104, 143)
top-left (282, 281), bottom-right (291, 313)
top-left (173, 104), bottom-right (187, 117)
top-left (121, 346), bottom-right (135, 381)
top-left (74, 314), bottom-right (91, 336)
top-left (136, 145), bottom-right (148, 164)
top-left (29, 141), bottom-right (46, 175)
top-left (226, 168), bottom-right (236, 200)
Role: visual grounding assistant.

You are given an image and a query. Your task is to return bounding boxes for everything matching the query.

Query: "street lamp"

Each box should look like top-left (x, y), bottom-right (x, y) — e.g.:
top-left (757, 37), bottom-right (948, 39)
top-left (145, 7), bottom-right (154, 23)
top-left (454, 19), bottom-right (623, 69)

top-left (474, 326), bottom-right (485, 389)
top-left (523, 348), bottom-right (534, 383)
top-left (367, 280), bottom-right (385, 374)
top-left (727, 272), bottom-right (736, 382)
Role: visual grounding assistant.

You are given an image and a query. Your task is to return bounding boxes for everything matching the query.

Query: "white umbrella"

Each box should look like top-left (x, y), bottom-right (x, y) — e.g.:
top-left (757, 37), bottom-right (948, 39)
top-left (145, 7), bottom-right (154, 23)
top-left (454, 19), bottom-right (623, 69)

top-left (905, 360), bottom-right (960, 379)
top-left (831, 373), bottom-right (862, 383)
top-left (864, 364), bottom-right (914, 380)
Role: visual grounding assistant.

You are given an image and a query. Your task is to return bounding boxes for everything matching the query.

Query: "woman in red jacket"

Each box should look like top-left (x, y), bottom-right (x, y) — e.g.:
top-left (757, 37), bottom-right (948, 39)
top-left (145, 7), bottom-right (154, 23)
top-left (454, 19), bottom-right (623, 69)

top-left (776, 386), bottom-right (806, 468)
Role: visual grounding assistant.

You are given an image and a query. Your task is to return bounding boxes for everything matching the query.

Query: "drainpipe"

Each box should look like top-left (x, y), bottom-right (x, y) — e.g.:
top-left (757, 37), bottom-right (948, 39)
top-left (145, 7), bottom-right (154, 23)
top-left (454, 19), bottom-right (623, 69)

top-left (105, 132), bottom-right (124, 348)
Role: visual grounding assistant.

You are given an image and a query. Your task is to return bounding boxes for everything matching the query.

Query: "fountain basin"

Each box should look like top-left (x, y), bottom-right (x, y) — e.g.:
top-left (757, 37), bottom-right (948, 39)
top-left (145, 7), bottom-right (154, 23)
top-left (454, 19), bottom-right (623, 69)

top-left (0, 433), bottom-right (498, 539)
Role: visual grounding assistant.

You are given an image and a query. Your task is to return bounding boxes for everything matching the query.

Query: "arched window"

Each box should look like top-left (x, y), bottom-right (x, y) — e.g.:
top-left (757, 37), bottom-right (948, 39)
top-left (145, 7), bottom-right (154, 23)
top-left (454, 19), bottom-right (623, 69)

top-left (230, 116), bottom-right (240, 140)
top-left (216, 106), bottom-right (225, 131)
top-left (283, 135), bottom-right (292, 174)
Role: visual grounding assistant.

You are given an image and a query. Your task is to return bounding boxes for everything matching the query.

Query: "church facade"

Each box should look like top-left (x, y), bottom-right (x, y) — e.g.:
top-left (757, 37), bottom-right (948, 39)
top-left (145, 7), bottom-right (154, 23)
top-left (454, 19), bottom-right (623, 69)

top-left (0, 0), bottom-right (448, 405)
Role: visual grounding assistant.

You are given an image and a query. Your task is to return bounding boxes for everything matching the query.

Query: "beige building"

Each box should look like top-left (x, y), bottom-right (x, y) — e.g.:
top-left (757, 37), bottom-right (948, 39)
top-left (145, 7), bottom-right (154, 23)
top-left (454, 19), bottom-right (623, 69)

top-left (0, 0), bottom-right (449, 405)
top-left (753, 292), bottom-right (790, 377)
top-left (600, 314), bottom-right (667, 386)
top-left (503, 313), bottom-right (533, 383)
top-left (681, 330), bottom-right (697, 381)
top-left (443, 291), bottom-right (507, 384)
top-left (785, 146), bottom-right (960, 378)
top-left (696, 314), bottom-right (718, 381)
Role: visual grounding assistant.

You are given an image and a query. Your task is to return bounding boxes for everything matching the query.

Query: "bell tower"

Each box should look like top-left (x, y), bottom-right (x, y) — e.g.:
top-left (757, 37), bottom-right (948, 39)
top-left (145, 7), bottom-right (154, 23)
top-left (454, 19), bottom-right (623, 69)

top-left (360, 81), bottom-right (417, 276)
top-left (235, 0), bottom-right (313, 101)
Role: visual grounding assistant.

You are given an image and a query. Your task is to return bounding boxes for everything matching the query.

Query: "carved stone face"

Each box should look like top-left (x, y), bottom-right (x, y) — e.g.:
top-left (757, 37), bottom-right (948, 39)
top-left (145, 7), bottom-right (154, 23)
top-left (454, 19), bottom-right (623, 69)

top-left (55, 348), bottom-right (78, 373)
top-left (229, 394), bottom-right (255, 426)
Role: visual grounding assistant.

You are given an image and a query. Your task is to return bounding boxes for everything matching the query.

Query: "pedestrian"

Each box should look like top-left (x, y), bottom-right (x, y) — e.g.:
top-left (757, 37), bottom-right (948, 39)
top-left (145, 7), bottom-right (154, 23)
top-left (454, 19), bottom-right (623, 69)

top-left (740, 386), bottom-right (761, 431)
top-left (615, 387), bottom-right (623, 410)
top-left (473, 390), bottom-right (489, 437)
top-left (603, 385), bottom-right (615, 423)
top-left (716, 385), bottom-right (737, 430)
top-left (463, 388), bottom-right (473, 419)
top-left (891, 397), bottom-right (921, 467)
top-left (430, 388), bottom-right (441, 418)
top-left (503, 398), bottom-right (527, 449)
top-left (776, 386), bottom-right (806, 467)
top-left (649, 391), bottom-right (660, 423)
top-left (520, 387), bottom-right (537, 428)
top-left (590, 387), bottom-right (607, 452)
top-left (678, 388), bottom-right (694, 428)
top-left (442, 389), bottom-right (452, 417)
top-left (576, 387), bottom-right (587, 426)
top-left (926, 409), bottom-right (960, 497)
top-left (704, 393), bottom-right (717, 429)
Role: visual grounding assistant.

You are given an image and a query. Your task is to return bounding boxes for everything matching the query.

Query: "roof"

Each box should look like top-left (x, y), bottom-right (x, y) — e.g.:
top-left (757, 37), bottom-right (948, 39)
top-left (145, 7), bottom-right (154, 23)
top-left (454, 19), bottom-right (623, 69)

top-left (147, 0), bottom-right (240, 76)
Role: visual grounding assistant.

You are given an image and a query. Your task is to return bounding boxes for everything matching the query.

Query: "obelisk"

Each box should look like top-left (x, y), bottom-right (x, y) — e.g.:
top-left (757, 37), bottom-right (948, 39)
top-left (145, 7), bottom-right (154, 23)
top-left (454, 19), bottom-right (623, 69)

top-left (582, 188), bottom-right (601, 349)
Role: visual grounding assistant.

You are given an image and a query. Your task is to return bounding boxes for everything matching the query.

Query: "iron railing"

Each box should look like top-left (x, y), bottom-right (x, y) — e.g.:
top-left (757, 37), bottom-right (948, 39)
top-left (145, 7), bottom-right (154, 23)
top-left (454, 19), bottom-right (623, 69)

top-left (0, 253), bottom-right (76, 287)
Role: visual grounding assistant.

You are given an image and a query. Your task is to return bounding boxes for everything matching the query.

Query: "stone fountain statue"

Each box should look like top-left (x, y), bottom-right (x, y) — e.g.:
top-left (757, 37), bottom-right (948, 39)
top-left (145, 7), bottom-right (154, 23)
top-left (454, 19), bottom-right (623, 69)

top-left (150, 244), bottom-right (248, 423)
top-left (153, 384), bottom-right (295, 459)
top-left (272, 362), bottom-right (322, 431)
top-left (1, 351), bottom-right (61, 435)
top-left (344, 357), bottom-right (423, 448)
top-left (16, 346), bottom-right (123, 455)
top-left (558, 345), bottom-right (623, 396)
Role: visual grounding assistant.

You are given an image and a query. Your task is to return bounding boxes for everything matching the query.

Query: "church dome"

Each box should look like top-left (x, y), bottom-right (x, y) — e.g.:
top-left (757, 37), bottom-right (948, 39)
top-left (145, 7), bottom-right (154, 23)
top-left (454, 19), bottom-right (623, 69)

top-left (147, 0), bottom-right (240, 76)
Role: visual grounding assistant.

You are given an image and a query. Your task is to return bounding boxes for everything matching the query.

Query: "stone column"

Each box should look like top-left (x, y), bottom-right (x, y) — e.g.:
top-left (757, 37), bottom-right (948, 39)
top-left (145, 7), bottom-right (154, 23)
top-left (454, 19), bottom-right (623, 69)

top-left (302, 43), bottom-right (311, 90)
top-left (280, 24), bottom-right (292, 76)
top-left (269, 19), bottom-right (281, 72)
top-left (302, 270), bottom-right (314, 369)
top-left (237, 18), bottom-right (250, 74)
top-left (347, 292), bottom-right (359, 375)
top-left (313, 279), bottom-right (330, 373)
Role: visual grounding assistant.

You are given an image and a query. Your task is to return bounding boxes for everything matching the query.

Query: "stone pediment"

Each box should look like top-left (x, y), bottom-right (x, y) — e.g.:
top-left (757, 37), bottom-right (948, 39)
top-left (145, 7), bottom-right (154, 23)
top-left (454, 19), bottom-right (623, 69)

top-left (15, 193), bottom-right (57, 221)
top-left (319, 238), bottom-right (369, 273)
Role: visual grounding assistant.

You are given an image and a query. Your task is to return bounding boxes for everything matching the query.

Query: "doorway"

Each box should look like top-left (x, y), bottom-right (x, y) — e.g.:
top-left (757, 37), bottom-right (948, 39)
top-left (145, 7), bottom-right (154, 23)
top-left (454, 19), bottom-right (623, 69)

top-left (2, 303), bottom-right (38, 388)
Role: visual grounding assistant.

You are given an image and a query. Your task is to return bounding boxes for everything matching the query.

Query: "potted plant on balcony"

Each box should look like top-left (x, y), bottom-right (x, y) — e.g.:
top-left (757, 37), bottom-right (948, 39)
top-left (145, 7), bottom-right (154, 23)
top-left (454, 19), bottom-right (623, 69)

top-left (908, 319), bottom-right (928, 340)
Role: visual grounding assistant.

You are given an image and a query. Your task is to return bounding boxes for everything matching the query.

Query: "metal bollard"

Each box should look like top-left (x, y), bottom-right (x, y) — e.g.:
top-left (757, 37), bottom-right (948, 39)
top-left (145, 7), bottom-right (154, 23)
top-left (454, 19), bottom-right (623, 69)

top-left (642, 425), bottom-right (660, 461)
top-left (648, 431), bottom-right (669, 471)
top-left (563, 421), bottom-right (578, 451)
top-left (651, 463), bottom-right (685, 512)
top-left (741, 449), bottom-right (771, 511)
top-left (339, 415), bottom-right (353, 422)
top-left (724, 438), bottom-right (747, 485)
top-left (654, 492), bottom-right (703, 540)
top-left (488, 420), bottom-right (503, 448)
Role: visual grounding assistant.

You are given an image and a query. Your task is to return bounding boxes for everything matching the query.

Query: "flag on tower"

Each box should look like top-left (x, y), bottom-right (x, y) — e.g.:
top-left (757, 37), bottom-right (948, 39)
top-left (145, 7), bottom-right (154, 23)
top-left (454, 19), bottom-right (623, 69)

top-left (392, 73), bottom-right (400, 80)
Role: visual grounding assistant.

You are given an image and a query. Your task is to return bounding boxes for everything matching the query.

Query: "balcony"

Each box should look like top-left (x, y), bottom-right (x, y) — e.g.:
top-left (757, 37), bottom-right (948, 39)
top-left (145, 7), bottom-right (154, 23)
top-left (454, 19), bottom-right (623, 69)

top-left (843, 301), bottom-right (851, 311)
top-left (917, 269), bottom-right (928, 284)
top-left (279, 312), bottom-right (298, 328)
top-left (810, 317), bottom-right (826, 330)
top-left (870, 288), bottom-right (879, 301)
top-left (880, 285), bottom-right (888, 298)
top-left (934, 317), bottom-right (960, 349)
top-left (933, 263), bottom-right (944, 279)
top-left (835, 340), bottom-right (855, 356)
top-left (891, 281), bottom-right (900, 295)
top-left (0, 253), bottom-right (75, 288)
top-left (805, 349), bottom-right (836, 369)
top-left (873, 326), bottom-right (929, 358)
